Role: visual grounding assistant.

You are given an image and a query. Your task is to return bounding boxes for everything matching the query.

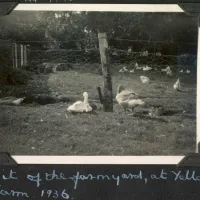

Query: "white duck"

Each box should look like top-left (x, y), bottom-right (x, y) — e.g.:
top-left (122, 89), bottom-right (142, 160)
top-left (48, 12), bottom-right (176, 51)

top-left (156, 52), bottom-right (162, 57)
top-left (130, 69), bottom-right (134, 73)
top-left (166, 69), bottom-right (172, 76)
top-left (67, 92), bottom-right (92, 113)
top-left (136, 66), bottom-right (143, 70)
top-left (112, 52), bottom-right (118, 56)
top-left (143, 65), bottom-right (152, 71)
top-left (123, 66), bottom-right (128, 72)
top-left (180, 69), bottom-right (183, 73)
top-left (119, 69), bottom-right (124, 73)
top-left (161, 66), bottom-right (170, 72)
top-left (0, 97), bottom-right (25, 106)
top-left (186, 69), bottom-right (191, 74)
top-left (116, 85), bottom-right (144, 114)
top-left (127, 47), bottom-right (132, 54)
top-left (141, 51), bottom-right (148, 56)
top-left (173, 79), bottom-right (181, 91)
top-left (12, 97), bottom-right (25, 105)
top-left (140, 76), bottom-right (150, 84)
top-left (135, 62), bottom-right (138, 68)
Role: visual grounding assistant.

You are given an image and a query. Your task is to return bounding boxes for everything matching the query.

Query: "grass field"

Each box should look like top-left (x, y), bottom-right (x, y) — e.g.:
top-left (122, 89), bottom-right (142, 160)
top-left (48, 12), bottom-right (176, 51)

top-left (0, 66), bottom-right (197, 155)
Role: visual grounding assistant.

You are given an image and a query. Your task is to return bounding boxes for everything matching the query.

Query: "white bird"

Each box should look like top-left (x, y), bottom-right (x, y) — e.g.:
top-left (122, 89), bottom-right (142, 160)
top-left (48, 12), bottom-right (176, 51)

top-left (161, 66), bottom-right (170, 72)
top-left (186, 69), bottom-right (191, 74)
top-left (166, 70), bottom-right (172, 76)
top-left (180, 69), bottom-right (183, 73)
top-left (156, 52), bottom-right (162, 56)
top-left (123, 66), bottom-right (128, 72)
top-left (112, 51), bottom-right (118, 56)
top-left (140, 76), bottom-right (150, 84)
top-left (135, 62), bottom-right (138, 68)
top-left (130, 69), bottom-right (134, 73)
top-left (12, 97), bottom-right (25, 105)
top-left (143, 65), bottom-right (152, 71)
top-left (127, 47), bottom-right (132, 54)
top-left (67, 92), bottom-right (92, 113)
top-left (136, 66), bottom-right (143, 70)
top-left (119, 69), bottom-right (124, 73)
top-left (141, 51), bottom-right (148, 56)
top-left (173, 79), bottom-right (181, 91)
top-left (116, 85), bottom-right (144, 114)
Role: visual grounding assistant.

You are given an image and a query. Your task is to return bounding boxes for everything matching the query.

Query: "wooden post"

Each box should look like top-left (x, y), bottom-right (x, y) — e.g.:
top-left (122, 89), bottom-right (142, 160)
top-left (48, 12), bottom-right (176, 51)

top-left (97, 87), bottom-right (103, 104)
top-left (14, 43), bottom-right (18, 68)
top-left (20, 44), bottom-right (24, 67)
top-left (98, 32), bottom-right (113, 112)
top-left (24, 45), bottom-right (27, 65)
top-left (197, 15), bottom-right (200, 153)
top-left (12, 43), bottom-right (15, 69)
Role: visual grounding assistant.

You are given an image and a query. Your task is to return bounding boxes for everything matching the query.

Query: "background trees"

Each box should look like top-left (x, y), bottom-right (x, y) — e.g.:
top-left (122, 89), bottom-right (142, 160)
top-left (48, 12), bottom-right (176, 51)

top-left (0, 11), bottom-right (197, 54)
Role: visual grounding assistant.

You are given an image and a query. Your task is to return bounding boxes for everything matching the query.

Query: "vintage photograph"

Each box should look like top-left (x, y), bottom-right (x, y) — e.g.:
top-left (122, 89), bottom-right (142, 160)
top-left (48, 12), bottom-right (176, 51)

top-left (0, 11), bottom-right (197, 155)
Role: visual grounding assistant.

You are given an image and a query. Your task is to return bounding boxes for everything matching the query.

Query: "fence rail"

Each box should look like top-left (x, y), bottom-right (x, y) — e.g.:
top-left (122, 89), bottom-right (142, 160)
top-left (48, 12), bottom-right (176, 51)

top-left (0, 40), bottom-right (29, 69)
top-left (0, 37), bottom-right (197, 70)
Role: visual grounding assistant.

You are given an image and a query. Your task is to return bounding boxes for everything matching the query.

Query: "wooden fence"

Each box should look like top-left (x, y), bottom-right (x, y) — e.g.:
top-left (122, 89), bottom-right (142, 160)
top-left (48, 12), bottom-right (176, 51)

top-left (12, 43), bottom-right (28, 68)
top-left (0, 39), bottom-right (28, 69)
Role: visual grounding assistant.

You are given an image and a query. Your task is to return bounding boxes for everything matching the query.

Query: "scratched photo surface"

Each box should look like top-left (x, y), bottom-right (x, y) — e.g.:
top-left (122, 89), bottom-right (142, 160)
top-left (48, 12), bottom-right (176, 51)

top-left (0, 11), bottom-right (197, 155)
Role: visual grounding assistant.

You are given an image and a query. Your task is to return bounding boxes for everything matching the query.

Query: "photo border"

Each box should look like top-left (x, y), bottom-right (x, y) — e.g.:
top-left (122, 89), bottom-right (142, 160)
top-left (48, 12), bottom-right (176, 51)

top-left (4, 3), bottom-right (198, 164)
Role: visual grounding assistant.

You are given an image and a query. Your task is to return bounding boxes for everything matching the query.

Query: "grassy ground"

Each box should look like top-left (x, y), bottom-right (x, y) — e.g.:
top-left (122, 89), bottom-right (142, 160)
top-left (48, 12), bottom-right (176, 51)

top-left (0, 66), bottom-right (196, 155)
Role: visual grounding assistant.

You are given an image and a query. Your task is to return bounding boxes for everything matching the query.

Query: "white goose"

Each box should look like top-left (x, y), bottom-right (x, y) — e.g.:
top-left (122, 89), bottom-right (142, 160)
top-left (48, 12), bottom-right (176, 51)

top-left (116, 85), bottom-right (144, 114)
top-left (67, 92), bottom-right (92, 113)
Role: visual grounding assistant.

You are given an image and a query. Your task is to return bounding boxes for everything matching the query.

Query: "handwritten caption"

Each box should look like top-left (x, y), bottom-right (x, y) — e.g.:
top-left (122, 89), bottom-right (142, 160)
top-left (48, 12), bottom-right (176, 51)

top-left (24, 0), bottom-right (62, 3)
top-left (0, 169), bottom-right (199, 199)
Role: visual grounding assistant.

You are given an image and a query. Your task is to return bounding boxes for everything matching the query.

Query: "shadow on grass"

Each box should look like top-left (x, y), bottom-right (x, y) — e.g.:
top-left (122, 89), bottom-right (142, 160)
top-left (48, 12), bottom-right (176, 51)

top-left (67, 110), bottom-right (99, 116)
top-left (0, 67), bottom-right (51, 98)
top-left (130, 113), bottom-right (168, 123)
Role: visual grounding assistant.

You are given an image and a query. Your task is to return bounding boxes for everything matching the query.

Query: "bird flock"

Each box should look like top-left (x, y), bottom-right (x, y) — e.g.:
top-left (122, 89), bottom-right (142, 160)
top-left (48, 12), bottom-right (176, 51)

top-left (7, 61), bottom-right (186, 116)
top-left (118, 62), bottom-right (191, 76)
top-left (67, 62), bottom-right (186, 115)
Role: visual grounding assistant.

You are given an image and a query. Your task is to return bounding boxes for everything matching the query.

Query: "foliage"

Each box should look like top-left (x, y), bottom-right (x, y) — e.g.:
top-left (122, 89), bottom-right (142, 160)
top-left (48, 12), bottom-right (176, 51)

top-left (0, 11), bottom-right (198, 54)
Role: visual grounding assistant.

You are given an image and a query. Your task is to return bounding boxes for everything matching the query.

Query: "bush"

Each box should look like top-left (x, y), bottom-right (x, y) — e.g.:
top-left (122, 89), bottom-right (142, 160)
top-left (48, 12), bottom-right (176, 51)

top-left (0, 67), bottom-right (32, 85)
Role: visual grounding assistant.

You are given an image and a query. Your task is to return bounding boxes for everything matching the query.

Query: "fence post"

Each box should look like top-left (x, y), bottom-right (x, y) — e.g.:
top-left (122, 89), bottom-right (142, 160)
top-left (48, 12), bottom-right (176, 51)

top-left (24, 45), bottom-right (27, 65)
top-left (97, 86), bottom-right (103, 104)
top-left (14, 43), bottom-right (18, 68)
top-left (12, 43), bottom-right (15, 69)
top-left (197, 14), bottom-right (200, 153)
top-left (98, 32), bottom-right (113, 112)
top-left (20, 44), bottom-right (24, 67)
